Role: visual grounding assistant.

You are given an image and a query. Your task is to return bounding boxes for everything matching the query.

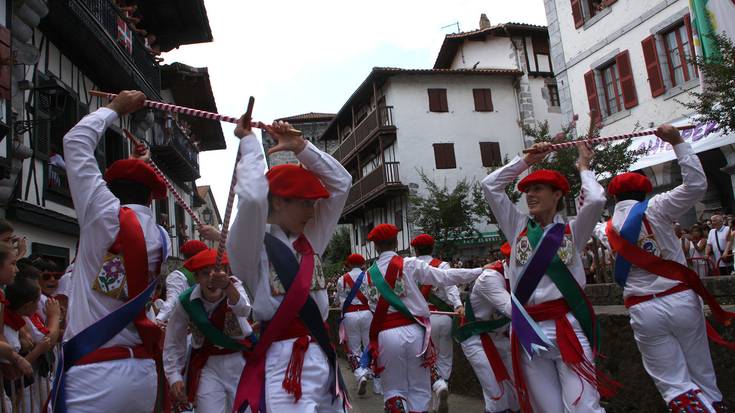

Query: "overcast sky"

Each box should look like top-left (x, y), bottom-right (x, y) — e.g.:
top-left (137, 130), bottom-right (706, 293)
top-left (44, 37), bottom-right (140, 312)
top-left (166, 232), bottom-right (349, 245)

top-left (162, 0), bottom-right (548, 217)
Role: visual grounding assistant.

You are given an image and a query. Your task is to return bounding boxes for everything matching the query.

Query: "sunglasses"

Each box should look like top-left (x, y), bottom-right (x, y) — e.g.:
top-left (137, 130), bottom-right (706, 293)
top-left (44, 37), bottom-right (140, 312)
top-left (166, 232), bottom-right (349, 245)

top-left (41, 272), bottom-right (63, 281)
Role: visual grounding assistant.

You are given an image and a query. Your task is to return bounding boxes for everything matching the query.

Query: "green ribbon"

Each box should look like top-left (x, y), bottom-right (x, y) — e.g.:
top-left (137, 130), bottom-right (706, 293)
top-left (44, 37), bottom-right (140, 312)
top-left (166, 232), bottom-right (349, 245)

top-left (453, 297), bottom-right (509, 343)
top-left (181, 268), bottom-right (196, 287)
top-left (368, 262), bottom-right (416, 323)
top-left (525, 220), bottom-right (599, 351)
top-left (179, 286), bottom-right (251, 351)
top-left (426, 292), bottom-right (454, 313)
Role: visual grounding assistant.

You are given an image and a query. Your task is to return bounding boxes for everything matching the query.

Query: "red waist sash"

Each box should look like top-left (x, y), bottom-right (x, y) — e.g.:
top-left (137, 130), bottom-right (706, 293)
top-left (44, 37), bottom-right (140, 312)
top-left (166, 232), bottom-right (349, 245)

top-left (345, 304), bottom-right (371, 313)
top-left (75, 344), bottom-right (152, 366)
top-left (624, 283), bottom-right (690, 308)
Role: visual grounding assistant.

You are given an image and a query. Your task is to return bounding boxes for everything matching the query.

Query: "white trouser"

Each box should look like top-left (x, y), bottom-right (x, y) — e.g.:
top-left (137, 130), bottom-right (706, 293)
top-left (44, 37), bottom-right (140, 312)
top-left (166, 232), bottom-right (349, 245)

top-left (343, 310), bottom-right (372, 379)
top-left (264, 337), bottom-right (343, 413)
top-left (629, 289), bottom-right (722, 410)
top-left (522, 313), bottom-right (605, 413)
top-left (65, 358), bottom-right (157, 413)
top-left (460, 333), bottom-right (518, 412)
top-left (196, 353), bottom-right (247, 412)
top-left (378, 324), bottom-right (431, 412)
top-left (429, 314), bottom-right (453, 381)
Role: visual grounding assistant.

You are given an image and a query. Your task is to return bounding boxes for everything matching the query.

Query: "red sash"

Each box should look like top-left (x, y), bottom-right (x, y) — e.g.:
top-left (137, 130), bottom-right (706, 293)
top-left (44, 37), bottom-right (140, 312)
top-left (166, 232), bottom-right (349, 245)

top-left (367, 256), bottom-right (411, 373)
top-left (30, 313), bottom-right (50, 336)
top-left (606, 221), bottom-right (735, 349)
top-left (419, 258), bottom-right (443, 300)
top-left (343, 273), bottom-right (370, 308)
top-left (186, 300), bottom-right (244, 403)
top-left (479, 333), bottom-right (511, 401)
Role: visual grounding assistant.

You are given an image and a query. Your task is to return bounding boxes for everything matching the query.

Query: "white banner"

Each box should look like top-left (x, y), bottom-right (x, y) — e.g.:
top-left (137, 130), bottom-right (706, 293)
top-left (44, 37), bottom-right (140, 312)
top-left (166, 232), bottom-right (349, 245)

top-left (628, 120), bottom-right (734, 171)
top-left (710, 0), bottom-right (735, 40)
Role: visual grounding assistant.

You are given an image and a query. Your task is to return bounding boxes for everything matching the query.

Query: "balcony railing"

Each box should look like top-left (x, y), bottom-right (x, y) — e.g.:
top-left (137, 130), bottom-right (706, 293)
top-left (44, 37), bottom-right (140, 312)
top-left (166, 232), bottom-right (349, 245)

top-left (345, 161), bottom-right (401, 211)
top-left (151, 115), bottom-right (200, 182)
top-left (64, 0), bottom-right (161, 94)
top-left (333, 106), bottom-right (394, 162)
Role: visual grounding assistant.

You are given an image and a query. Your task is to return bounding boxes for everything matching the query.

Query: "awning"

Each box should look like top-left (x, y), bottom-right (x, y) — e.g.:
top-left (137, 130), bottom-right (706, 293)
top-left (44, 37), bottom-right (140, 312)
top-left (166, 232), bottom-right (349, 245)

top-left (628, 119), bottom-right (734, 171)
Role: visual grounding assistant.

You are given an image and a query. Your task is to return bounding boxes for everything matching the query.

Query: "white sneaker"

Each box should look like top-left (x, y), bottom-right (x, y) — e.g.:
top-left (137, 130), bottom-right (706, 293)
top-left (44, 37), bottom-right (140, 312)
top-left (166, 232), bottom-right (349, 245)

top-left (372, 376), bottom-right (383, 395)
top-left (357, 375), bottom-right (368, 396)
top-left (432, 379), bottom-right (449, 413)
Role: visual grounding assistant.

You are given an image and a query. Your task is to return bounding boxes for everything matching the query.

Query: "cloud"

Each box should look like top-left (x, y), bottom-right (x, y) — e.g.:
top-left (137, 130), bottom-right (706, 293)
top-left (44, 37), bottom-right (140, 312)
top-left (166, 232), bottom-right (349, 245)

top-left (161, 0), bottom-right (548, 219)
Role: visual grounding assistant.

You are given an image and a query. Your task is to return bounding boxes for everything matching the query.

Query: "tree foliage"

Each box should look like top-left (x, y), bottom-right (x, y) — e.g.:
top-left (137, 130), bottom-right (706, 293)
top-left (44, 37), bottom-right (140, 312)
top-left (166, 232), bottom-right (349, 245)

top-left (321, 226), bottom-right (352, 281)
top-left (408, 170), bottom-right (480, 257)
top-left (685, 34), bottom-right (735, 134)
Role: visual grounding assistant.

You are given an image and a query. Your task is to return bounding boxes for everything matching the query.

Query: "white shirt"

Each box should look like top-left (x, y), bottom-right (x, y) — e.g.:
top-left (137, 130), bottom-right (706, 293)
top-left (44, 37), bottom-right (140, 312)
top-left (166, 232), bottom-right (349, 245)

top-left (63, 107), bottom-right (171, 347)
top-left (163, 278), bottom-right (252, 385)
top-left (469, 269), bottom-right (511, 333)
top-left (155, 269), bottom-right (189, 322)
top-left (707, 225), bottom-right (730, 265)
top-left (415, 256), bottom-right (463, 309)
top-left (374, 251), bottom-right (482, 318)
top-left (336, 267), bottom-right (370, 308)
top-left (596, 143), bottom-right (707, 297)
top-left (483, 156), bottom-right (606, 305)
top-left (226, 133), bottom-right (352, 322)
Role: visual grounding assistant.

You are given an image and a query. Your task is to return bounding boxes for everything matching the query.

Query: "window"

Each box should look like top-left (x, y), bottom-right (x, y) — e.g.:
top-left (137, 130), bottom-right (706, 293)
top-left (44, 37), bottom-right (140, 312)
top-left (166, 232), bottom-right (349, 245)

top-left (584, 50), bottom-right (637, 122)
top-left (548, 84), bottom-right (561, 107)
top-left (472, 89), bottom-right (493, 112)
top-left (395, 210), bottom-right (403, 231)
top-left (427, 89), bottom-right (448, 112)
top-left (565, 196), bottom-right (578, 216)
top-left (571, 0), bottom-right (617, 28)
top-left (600, 62), bottom-right (623, 116)
top-left (479, 142), bottom-right (502, 167)
top-left (663, 22), bottom-right (698, 87)
top-left (360, 222), bottom-right (373, 246)
top-left (433, 143), bottom-right (456, 169)
top-left (642, 15), bottom-right (697, 98)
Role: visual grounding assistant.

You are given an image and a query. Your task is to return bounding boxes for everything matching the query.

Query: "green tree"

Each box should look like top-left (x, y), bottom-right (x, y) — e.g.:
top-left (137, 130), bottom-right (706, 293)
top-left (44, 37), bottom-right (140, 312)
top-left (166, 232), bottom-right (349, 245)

top-left (685, 34), bottom-right (735, 134)
top-left (321, 226), bottom-right (352, 282)
top-left (408, 170), bottom-right (480, 258)
top-left (471, 154), bottom-right (521, 229)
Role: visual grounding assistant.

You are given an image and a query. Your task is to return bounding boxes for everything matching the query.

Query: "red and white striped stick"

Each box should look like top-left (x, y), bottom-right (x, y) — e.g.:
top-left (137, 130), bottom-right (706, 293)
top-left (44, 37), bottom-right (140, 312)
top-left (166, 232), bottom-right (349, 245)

top-left (214, 96), bottom-right (255, 270)
top-left (122, 129), bottom-right (204, 228)
top-left (430, 310), bottom-right (461, 317)
top-left (91, 90), bottom-right (301, 134)
top-left (522, 124), bottom-right (696, 154)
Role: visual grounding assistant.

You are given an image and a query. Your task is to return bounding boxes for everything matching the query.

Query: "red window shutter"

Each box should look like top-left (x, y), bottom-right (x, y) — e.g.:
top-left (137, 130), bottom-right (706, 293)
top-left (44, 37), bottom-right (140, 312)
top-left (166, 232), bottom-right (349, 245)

top-left (684, 14), bottom-right (699, 77)
top-left (571, 0), bottom-right (584, 28)
top-left (532, 36), bottom-right (550, 54)
top-left (615, 50), bottom-right (638, 109)
top-left (479, 142), bottom-right (502, 167)
top-left (584, 70), bottom-right (601, 123)
top-left (433, 143), bottom-right (456, 169)
top-left (428, 89), bottom-right (448, 112)
top-left (0, 26), bottom-right (10, 101)
top-left (641, 35), bottom-right (666, 97)
top-left (473, 89), bottom-right (493, 112)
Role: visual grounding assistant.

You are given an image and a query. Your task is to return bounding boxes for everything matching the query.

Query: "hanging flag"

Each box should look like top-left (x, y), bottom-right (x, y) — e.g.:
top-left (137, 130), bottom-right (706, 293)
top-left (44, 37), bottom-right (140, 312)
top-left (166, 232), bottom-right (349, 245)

top-left (116, 12), bottom-right (133, 55)
top-left (689, 0), bottom-right (735, 60)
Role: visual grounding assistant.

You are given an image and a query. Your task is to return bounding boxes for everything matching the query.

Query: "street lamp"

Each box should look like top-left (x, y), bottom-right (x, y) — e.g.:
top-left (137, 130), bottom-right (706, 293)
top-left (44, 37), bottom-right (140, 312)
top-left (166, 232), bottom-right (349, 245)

top-left (202, 207), bottom-right (213, 225)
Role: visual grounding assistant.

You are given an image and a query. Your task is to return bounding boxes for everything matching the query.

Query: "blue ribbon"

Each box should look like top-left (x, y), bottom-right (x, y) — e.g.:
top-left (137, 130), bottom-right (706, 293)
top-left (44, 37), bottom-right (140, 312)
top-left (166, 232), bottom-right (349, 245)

top-left (340, 271), bottom-right (366, 320)
top-left (613, 200), bottom-right (649, 286)
top-left (50, 277), bottom-right (159, 413)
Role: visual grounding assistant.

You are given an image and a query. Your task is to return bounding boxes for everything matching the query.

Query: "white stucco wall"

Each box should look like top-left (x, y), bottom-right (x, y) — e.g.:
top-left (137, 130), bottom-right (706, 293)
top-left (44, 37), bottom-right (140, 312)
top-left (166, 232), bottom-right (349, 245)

top-left (530, 77), bottom-right (564, 132)
top-left (450, 37), bottom-right (519, 70)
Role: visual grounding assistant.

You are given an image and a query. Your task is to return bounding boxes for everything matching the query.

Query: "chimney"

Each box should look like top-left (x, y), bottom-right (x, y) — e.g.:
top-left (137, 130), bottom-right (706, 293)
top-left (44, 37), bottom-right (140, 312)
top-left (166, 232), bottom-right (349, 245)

top-left (479, 14), bottom-right (491, 30)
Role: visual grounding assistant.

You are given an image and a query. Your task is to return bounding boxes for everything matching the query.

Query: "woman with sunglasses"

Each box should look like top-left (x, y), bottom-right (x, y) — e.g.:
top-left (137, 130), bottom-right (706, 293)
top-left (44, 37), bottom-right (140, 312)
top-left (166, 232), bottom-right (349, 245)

top-left (32, 258), bottom-right (63, 298)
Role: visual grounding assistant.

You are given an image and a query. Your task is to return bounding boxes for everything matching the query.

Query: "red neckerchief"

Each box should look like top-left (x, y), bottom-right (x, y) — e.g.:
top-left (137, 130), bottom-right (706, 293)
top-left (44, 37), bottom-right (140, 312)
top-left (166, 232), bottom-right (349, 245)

top-left (29, 313), bottom-right (50, 335)
top-left (3, 308), bottom-right (27, 331)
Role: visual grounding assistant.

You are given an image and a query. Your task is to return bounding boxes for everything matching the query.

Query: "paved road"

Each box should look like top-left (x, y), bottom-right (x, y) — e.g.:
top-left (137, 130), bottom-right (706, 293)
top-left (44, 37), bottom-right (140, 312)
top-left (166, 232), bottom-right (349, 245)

top-left (339, 360), bottom-right (484, 413)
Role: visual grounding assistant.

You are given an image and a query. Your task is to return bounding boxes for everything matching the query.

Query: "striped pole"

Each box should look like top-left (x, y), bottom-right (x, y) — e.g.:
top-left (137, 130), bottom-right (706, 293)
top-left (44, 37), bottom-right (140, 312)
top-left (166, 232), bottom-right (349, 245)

top-left (214, 96), bottom-right (255, 270)
top-left (91, 90), bottom-right (301, 134)
top-left (122, 129), bottom-right (204, 227)
top-left (521, 124), bottom-right (696, 154)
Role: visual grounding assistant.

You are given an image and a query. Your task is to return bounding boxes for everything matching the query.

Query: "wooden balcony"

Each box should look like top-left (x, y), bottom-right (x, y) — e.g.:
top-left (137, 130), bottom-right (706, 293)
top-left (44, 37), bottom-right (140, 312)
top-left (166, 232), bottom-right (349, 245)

top-left (150, 115), bottom-right (200, 183)
top-left (332, 106), bottom-right (395, 164)
top-left (343, 161), bottom-right (405, 216)
top-left (42, 0), bottom-right (161, 99)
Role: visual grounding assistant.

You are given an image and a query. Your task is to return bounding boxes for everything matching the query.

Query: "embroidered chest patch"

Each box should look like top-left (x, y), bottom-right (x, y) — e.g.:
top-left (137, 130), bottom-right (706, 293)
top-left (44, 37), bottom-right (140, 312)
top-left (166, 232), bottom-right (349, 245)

top-left (92, 253), bottom-right (128, 301)
top-left (393, 275), bottom-right (407, 298)
top-left (223, 311), bottom-right (244, 337)
top-left (639, 235), bottom-right (659, 257)
top-left (366, 284), bottom-right (379, 303)
top-left (515, 233), bottom-right (575, 266)
top-left (269, 255), bottom-right (327, 296)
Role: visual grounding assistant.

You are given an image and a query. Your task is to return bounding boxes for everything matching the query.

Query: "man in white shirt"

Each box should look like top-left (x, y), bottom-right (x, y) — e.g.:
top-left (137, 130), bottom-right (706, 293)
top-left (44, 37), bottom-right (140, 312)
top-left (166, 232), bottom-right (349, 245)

top-left (599, 124), bottom-right (726, 412)
top-left (410, 233), bottom-right (464, 413)
top-left (365, 224), bottom-right (482, 413)
top-left (58, 90), bottom-right (170, 412)
top-left (155, 239), bottom-right (209, 324)
top-left (705, 214), bottom-right (732, 274)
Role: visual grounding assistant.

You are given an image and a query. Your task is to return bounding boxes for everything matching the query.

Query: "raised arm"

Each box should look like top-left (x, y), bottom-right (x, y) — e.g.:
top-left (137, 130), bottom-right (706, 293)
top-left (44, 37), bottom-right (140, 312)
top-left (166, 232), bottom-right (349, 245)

top-left (648, 125), bottom-right (707, 222)
top-left (298, 142), bottom-right (352, 255)
top-left (407, 257), bottom-right (482, 287)
top-left (482, 156), bottom-right (527, 238)
top-left (227, 125), bottom-right (269, 287)
top-left (571, 142), bottom-right (606, 251)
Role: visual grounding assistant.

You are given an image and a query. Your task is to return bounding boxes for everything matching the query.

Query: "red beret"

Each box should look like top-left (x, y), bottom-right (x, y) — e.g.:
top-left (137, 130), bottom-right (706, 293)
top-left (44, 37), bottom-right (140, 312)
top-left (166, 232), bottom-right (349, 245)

top-left (518, 169), bottom-right (570, 194)
top-left (183, 249), bottom-right (229, 272)
top-left (104, 159), bottom-right (167, 200)
top-left (607, 172), bottom-right (652, 197)
top-left (180, 240), bottom-right (208, 257)
top-left (266, 164), bottom-right (329, 200)
top-left (500, 242), bottom-right (511, 258)
top-left (346, 253), bottom-right (365, 266)
top-left (367, 224), bottom-right (399, 242)
top-left (411, 234), bottom-right (435, 247)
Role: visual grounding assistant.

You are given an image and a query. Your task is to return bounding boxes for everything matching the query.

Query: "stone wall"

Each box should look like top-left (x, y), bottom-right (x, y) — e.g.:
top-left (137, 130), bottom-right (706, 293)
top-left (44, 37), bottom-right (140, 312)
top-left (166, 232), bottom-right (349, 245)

top-left (330, 276), bottom-right (735, 410)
